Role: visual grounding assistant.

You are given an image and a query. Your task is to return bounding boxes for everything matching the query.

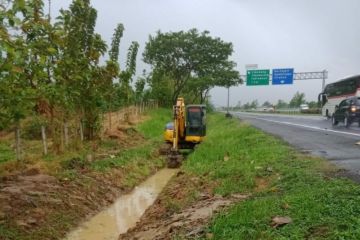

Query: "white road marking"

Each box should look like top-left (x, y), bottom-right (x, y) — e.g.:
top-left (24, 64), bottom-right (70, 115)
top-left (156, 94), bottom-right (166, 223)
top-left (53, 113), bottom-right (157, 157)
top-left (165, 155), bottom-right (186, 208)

top-left (241, 115), bottom-right (360, 138)
top-left (232, 111), bottom-right (325, 121)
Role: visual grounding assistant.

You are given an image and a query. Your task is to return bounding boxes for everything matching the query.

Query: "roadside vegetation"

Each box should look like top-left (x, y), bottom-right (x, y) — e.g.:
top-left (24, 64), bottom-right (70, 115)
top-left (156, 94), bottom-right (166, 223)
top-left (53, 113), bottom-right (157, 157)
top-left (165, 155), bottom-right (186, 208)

top-left (0, 109), bottom-right (169, 240)
top-left (1, 1), bottom-right (242, 239)
top-left (123, 113), bottom-right (360, 239)
top-left (188, 114), bottom-right (360, 239)
top-left (1, 0), bottom-right (239, 164)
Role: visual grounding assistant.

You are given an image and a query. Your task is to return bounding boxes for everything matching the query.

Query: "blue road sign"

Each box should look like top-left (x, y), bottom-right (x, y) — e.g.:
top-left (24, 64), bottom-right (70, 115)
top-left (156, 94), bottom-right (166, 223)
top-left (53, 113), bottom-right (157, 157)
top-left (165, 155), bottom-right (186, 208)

top-left (272, 68), bottom-right (294, 85)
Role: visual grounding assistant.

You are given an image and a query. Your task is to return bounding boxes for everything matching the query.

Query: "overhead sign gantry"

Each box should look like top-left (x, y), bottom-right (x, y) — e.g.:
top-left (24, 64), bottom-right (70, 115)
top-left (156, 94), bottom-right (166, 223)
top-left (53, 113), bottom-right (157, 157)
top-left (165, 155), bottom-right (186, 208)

top-left (243, 69), bottom-right (328, 90)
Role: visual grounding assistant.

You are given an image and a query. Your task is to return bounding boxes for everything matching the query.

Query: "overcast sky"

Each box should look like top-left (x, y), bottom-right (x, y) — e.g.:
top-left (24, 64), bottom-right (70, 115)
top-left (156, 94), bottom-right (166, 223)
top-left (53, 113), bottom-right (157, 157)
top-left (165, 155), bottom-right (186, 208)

top-left (50, 0), bottom-right (360, 107)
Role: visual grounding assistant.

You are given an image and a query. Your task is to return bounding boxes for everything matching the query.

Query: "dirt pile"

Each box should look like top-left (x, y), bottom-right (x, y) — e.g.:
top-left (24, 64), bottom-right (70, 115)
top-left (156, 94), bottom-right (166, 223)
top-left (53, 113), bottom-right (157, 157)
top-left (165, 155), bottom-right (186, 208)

top-left (102, 108), bottom-right (146, 149)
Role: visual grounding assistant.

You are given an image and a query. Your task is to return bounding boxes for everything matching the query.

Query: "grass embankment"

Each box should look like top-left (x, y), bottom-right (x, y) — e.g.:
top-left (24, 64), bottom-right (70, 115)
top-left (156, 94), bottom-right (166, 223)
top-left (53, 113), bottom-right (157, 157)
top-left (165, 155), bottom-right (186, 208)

top-left (0, 109), bottom-right (170, 240)
top-left (179, 114), bottom-right (360, 239)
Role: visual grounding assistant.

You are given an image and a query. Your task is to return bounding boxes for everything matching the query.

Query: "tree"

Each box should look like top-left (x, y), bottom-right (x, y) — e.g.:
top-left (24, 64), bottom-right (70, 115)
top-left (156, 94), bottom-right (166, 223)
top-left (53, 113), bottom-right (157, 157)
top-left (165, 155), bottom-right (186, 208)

top-left (56, 0), bottom-right (107, 140)
top-left (307, 101), bottom-right (318, 109)
top-left (109, 23), bottom-right (124, 63)
top-left (276, 99), bottom-right (289, 109)
top-left (289, 92), bottom-right (306, 108)
top-left (0, 0), bottom-right (47, 159)
top-left (262, 101), bottom-right (272, 107)
top-left (105, 23), bottom-right (124, 111)
top-left (146, 69), bottom-right (173, 106)
top-left (134, 70), bottom-right (147, 104)
top-left (119, 41), bottom-right (140, 105)
top-left (143, 29), bottom-right (241, 105)
top-left (106, 24), bottom-right (140, 109)
top-left (250, 100), bottom-right (259, 109)
top-left (242, 102), bottom-right (251, 110)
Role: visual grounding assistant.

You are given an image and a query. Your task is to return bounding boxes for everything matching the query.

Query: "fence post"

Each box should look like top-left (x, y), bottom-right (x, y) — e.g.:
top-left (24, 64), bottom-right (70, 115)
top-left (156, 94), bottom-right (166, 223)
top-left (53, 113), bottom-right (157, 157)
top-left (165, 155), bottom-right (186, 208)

top-left (79, 121), bottom-right (84, 142)
top-left (64, 121), bottom-right (69, 147)
top-left (41, 125), bottom-right (48, 155)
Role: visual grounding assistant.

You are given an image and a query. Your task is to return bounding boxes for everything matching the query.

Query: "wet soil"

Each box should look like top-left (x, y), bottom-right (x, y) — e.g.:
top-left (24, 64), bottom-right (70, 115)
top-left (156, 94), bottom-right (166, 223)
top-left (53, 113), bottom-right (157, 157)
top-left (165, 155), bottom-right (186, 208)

top-left (66, 169), bottom-right (177, 240)
top-left (0, 167), bottom-right (131, 239)
top-left (120, 172), bottom-right (250, 240)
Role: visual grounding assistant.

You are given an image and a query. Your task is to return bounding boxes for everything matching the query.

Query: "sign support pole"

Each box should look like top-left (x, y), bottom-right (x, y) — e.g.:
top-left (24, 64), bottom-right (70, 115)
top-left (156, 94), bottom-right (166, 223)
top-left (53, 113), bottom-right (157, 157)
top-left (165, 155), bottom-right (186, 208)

top-left (227, 87), bottom-right (230, 114)
top-left (322, 70), bottom-right (327, 91)
top-left (225, 86), bottom-right (232, 118)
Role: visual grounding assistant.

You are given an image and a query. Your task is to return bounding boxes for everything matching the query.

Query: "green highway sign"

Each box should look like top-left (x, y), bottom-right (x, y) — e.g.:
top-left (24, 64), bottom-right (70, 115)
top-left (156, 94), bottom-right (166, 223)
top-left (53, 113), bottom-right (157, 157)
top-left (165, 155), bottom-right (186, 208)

top-left (246, 69), bottom-right (270, 86)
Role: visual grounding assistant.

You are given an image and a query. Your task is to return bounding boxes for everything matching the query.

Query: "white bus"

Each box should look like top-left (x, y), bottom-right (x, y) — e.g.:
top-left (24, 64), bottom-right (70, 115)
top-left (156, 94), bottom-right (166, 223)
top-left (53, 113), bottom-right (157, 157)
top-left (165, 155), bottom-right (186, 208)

top-left (319, 75), bottom-right (360, 118)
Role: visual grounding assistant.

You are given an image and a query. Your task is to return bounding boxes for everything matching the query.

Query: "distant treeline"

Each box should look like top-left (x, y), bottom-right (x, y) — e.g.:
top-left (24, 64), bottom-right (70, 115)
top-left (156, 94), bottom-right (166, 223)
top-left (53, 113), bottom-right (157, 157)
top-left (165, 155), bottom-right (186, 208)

top-left (233, 92), bottom-right (319, 110)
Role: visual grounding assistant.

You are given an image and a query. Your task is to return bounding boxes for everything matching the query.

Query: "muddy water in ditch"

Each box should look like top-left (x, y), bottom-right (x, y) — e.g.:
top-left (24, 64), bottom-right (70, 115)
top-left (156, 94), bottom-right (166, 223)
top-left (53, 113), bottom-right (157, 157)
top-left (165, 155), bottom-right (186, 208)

top-left (65, 169), bottom-right (178, 240)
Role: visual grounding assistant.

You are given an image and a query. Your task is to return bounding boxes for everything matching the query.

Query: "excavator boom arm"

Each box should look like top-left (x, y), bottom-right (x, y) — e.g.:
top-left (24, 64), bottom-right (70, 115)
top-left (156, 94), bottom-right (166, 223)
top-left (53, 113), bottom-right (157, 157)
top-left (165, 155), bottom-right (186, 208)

top-left (172, 98), bottom-right (185, 151)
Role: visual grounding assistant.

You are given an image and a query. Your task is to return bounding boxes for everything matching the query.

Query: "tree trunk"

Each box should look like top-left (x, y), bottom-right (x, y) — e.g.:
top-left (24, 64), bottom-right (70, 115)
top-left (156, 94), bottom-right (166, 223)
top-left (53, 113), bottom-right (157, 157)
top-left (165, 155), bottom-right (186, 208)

top-left (15, 123), bottom-right (21, 161)
top-left (200, 92), bottom-right (204, 104)
top-left (64, 121), bottom-right (69, 147)
top-left (41, 125), bottom-right (48, 155)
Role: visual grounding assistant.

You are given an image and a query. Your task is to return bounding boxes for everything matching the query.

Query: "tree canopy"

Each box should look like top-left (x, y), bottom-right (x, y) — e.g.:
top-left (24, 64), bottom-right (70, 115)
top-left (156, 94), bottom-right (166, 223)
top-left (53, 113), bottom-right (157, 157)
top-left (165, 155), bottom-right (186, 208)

top-left (289, 91), bottom-right (306, 108)
top-left (143, 29), bottom-right (241, 105)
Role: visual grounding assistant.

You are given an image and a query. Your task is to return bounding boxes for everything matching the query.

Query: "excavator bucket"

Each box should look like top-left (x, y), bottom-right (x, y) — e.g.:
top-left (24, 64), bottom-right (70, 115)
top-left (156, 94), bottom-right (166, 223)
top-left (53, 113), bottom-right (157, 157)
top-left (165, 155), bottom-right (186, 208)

top-left (167, 150), bottom-right (183, 168)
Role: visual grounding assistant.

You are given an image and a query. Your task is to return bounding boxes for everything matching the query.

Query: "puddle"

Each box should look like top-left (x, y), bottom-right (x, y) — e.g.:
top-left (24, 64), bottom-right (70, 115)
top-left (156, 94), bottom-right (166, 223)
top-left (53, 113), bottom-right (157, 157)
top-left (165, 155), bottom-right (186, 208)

top-left (65, 169), bottom-right (178, 240)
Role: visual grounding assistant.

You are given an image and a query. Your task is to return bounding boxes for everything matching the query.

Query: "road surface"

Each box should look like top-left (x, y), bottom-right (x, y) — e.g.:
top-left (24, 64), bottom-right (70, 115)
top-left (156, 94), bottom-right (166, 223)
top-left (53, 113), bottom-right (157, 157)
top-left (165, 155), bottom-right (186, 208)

top-left (233, 112), bottom-right (360, 178)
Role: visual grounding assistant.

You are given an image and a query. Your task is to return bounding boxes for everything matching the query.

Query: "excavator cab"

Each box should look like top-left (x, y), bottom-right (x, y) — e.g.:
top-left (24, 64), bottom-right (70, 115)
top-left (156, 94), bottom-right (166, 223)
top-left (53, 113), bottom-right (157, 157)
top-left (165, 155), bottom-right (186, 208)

top-left (185, 105), bottom-right (206, 144)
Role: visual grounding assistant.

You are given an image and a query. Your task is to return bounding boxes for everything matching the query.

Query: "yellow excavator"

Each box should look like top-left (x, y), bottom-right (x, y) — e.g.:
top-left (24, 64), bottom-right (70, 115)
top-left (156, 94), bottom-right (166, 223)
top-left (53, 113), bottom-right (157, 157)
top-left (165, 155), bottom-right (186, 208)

top-left (163, 98), bottom-right (206, 168)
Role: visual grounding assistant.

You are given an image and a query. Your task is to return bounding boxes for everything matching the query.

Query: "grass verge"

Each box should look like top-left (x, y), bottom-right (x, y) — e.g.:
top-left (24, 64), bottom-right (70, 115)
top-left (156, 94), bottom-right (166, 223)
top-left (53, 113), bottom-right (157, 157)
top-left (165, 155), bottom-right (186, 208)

top-left (179, 113), bottom-right (360, 239)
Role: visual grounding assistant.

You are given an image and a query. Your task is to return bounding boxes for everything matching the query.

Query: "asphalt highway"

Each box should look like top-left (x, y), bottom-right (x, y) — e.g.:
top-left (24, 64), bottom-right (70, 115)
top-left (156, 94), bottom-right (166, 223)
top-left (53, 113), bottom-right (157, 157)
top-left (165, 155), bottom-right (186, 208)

top-left (233, 112), bottom-right (360, 177)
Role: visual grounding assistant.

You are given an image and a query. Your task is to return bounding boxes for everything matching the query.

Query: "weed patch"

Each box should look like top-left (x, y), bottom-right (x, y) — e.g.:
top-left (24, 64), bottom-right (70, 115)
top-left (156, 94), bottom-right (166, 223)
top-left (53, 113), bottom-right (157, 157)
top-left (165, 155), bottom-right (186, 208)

top-left (0, 143), bottom-right (15, 164)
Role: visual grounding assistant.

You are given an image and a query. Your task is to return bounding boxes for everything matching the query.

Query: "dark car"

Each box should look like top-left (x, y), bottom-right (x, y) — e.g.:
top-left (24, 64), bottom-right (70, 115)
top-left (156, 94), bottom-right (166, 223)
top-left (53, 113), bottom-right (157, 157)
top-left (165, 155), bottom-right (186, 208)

top-left (332, 97), bottom-right (360, 127)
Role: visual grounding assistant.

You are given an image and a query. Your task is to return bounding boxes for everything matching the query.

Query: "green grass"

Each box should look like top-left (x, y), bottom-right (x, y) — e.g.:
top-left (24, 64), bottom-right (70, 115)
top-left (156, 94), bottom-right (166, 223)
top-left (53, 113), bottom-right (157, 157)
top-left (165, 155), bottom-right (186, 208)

top-left (89, 109), bottom-right (171, 188)
top-left (0, 142), bottom-right (15, 163)
top-left (138, 108), bottom-right (171, 140)
top-left (90, 108), bottom-right (171, 172)
top-left (181, 113), bottom-right (360, 239)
